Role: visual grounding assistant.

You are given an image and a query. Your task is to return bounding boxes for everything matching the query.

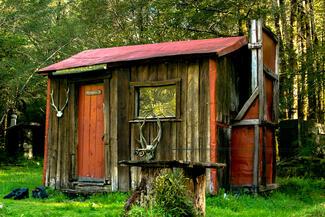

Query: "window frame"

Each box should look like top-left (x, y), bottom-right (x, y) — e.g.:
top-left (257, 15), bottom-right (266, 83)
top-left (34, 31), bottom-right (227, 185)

top-left (129, 78), bottom-right (181, 121)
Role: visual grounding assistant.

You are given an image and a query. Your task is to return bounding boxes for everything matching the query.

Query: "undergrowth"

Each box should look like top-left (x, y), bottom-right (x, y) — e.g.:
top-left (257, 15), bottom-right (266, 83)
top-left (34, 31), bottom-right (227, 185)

top-left (0, 161), bottom-right (324, 217)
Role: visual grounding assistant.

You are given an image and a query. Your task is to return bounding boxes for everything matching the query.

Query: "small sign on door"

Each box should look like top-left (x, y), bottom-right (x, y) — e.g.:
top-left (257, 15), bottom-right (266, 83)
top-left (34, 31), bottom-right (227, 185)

top-left (86, 90), bottom-right (102, 96)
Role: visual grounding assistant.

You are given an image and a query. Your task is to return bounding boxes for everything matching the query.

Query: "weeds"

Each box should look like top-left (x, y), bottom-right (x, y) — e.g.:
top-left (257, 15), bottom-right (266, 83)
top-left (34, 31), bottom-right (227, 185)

top-left (0, 162), bottom-right (324, 217)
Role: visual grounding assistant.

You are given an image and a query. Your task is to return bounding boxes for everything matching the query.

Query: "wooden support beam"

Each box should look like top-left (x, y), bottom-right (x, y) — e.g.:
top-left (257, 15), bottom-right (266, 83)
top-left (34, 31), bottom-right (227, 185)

top-left (119, 160), bottom-right (226, 169)
top-left (250, 20), bottom-right (258, 91)
top-left (264, 65), bottom-right (279, 80)
top-left (231, 119), bottom-right (259, 126)
top-left (257, 19), bottom-right (264, 123)
top-left (235, 87), bottom-right (259, 121)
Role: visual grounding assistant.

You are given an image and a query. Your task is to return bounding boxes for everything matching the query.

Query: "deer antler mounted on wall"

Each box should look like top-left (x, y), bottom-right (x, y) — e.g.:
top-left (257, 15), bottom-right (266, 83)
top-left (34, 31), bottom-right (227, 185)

top-left (134, 115), bottom-right (162, 160)
top-left (50, 88), bottom-right (70, 118)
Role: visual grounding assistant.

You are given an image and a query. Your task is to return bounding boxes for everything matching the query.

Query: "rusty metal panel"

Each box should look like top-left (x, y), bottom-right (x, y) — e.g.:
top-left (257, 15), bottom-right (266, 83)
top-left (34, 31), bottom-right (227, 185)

top-left (263, 32), bottom-right (276, 72)
top-left (265, 128), bottom-right (274, 184)
top-left (230, 126), bottom-right (254, 186)
top-left (39, 37), bottom-right (247, 73)
top-left (243, 98), bottom-right (259, 119)
top-left (265, 76), bottom-right (274, 121)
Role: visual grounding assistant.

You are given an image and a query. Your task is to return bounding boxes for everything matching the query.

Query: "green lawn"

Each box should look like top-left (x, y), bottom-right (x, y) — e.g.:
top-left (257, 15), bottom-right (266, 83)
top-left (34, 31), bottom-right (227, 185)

top-left (0, 161), bottom-right (324, 217)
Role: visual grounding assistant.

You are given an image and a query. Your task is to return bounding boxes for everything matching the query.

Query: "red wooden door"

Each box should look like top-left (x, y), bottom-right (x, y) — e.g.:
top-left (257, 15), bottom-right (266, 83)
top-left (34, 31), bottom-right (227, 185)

top-left (78, 84), bottom-right (105, 181)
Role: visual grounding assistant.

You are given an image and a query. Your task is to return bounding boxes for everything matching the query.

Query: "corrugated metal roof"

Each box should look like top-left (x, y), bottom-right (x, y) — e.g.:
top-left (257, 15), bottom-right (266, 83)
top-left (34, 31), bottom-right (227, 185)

top-left (39, 36), bottom-right (247, 73)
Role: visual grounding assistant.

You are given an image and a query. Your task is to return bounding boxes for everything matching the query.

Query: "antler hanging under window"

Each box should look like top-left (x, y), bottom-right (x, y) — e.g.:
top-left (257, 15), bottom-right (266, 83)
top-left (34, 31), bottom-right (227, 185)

top-left (135, 115), bottom-right (162, 160)
top-left (50, 88), bottom-right (70, 118)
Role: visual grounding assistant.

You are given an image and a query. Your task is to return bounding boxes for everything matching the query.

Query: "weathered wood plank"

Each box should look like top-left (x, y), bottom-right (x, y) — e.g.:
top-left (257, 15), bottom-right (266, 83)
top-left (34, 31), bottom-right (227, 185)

top-left (44, 79), bottom-right (51, 186)
top-left (109, 71), bottom-right (119, 191)
top-left (251, 20), bottom-right (258, 91)
top-left (263, 65), bottom-right (278, 80)
top-left (56, 79), bottom-right (68, 188)
top-left (178, 58), bottom-right (187, 161)
top-left (61, 79), bottom-right (70, 187)
top-left (104, 79), bottom-right (111, 183)
top-left (257, 19), bottom-right (264, 122)
top-left (119, 160), bottom-right (226, 169)
top-left (187, 60), bottom-right (200, 162)
top-left (199, 59), bottom-right (210, 162)
top-left (49, 78), bottom-right (59, 187)
top-left (117, 68), bottom-right (131, 191)
top-left (129, 79), bottom-right (181, 87)
top-left (130, 123), bottom-right (141, 189)
top-left (69, 83), bottom-right (77, 181)
top-left (232, 119), bottom-right (259, 126)
top-left (157, 62), bottom-right (168, 81)
top-left (168, 61), bottom-right (180, 161)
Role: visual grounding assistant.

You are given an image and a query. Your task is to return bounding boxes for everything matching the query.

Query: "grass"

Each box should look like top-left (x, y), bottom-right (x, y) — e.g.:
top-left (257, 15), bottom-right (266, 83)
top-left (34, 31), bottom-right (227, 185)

top-left (0, 160), bottom-right (324, 217)
top-left (206, 177), bottom-right (325, 217)
top-left (0, 161), bottom-right (126, 217)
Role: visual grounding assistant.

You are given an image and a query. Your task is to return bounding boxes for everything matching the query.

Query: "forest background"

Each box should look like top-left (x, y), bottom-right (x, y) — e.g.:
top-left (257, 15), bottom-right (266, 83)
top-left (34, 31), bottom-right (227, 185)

top-left (0, 0), bottom-right (324, 136)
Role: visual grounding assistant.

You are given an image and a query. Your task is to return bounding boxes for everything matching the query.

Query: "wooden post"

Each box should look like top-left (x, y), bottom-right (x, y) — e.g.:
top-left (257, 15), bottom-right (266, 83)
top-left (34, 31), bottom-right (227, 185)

top-left (251, 20), bottom-right (258, 92)
top-left (43, 79), bottom-right (51, 185)
top-left (209, 58), bottom-right (218, 193)
top-left (257, 19), bottom-right (264, 122)
top-left (250, 19), bottom-right (264, 193)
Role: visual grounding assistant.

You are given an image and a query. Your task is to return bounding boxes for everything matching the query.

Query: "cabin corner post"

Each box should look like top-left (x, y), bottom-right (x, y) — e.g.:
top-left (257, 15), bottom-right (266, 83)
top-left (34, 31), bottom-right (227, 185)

top-left (43, 78), bottom-right (51, 185)
top-left (249, 19), bottom-right (264, 192)
top-left (209, 58), bottom-right (218, 193)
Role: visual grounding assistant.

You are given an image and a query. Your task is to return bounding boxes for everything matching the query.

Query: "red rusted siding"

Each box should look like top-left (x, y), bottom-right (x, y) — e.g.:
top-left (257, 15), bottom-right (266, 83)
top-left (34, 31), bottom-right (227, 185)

top-left (263, 32), bottom-right (276, 72)
top-left (43, 79), bottom-right (51, 184)
top-left (265, 77), bottom-right (274, 121)
top-left (78, 84), bottom-right (105, 179)
top-left (230, 127), bottom-right (254, 185)
top-left (209, 58), bottom-right (218, 192)
top-left (265, 128), bottom-right (274, 184)
top-left (243, 98), bottom-right (259, 119)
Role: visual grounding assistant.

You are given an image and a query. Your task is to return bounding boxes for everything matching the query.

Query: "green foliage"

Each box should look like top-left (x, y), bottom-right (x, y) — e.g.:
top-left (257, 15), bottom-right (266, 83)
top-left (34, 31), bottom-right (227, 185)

top-left (277, 157), bottom-right (325, 178)
top-left (206, 177), bottom-right (325, 217)
top-left (152, 170), bottom-right (198, 217)
top-left (0, 0), bottom-right (324, 133)
top-left (127, 170), bottom-right (199, 217)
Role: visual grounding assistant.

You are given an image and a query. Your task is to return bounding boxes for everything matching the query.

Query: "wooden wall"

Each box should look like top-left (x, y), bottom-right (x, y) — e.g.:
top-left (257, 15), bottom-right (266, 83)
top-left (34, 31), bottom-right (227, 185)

top-left (45, 77), bottom-right (75, 188)
top-left (44, 56), bottom-right (212, 191)
top-left (44, 48), bottom-right (259, 192)
top-left (214, 47), bottom-right (251, 190)
top-left (126, 57), bottom-right (211, 189)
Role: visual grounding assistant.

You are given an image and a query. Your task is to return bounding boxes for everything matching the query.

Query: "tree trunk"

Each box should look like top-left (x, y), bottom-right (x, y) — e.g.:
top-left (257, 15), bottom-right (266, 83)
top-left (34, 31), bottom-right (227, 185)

top-left (297, 0), bottom-right (306, 120)
top-left (288, 0), bottom-right (297, 119)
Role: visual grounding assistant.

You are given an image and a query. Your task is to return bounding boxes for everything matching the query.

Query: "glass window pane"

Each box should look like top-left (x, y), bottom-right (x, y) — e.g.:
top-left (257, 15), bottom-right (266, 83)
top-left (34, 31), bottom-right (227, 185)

top-left (138, 85), bottom-right (176, 118)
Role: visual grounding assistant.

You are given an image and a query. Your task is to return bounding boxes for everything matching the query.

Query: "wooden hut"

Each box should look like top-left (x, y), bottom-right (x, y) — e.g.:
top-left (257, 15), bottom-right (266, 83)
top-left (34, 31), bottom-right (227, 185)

top-left (39, 20), bottom-right (278, 193)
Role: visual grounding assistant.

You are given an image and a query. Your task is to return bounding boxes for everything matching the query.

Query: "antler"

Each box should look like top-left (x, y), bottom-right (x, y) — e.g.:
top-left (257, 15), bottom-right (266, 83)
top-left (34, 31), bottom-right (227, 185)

top-left (135, 115), bottom-right (162, 160)
top-left (61, 88), bottom-right (70, 111)
top-left (50, 90), bottom-right (59, 112)
top-left (151, 116), bottom-right (161, 150)
top-left (50, 88), bottom-right (70, 118)
top-left (138, 117), bottom-right (148, 149)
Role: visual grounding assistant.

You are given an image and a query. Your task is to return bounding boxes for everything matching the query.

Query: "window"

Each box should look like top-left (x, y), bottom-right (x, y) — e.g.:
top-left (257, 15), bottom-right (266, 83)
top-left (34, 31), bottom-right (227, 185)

top-left (138, 85), bottom-right (176, 118)
top-left (130, 79), bottom-right (180, 119)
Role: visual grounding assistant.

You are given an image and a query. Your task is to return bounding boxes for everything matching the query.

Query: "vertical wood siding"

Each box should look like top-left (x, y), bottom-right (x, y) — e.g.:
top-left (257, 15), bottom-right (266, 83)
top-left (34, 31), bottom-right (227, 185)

top-left (128, 57), bottom-right (211, 189)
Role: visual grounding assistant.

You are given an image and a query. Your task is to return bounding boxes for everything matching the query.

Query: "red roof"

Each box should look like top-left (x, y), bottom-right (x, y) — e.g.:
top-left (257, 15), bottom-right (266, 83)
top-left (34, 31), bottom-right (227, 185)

top-left (39, 36), bottom-right (247, 72)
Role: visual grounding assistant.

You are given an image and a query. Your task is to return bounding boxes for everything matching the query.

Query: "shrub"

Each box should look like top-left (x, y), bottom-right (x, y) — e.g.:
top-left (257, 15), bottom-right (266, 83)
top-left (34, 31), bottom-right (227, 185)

top-left (151, 169), bottom-right (199, 217)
